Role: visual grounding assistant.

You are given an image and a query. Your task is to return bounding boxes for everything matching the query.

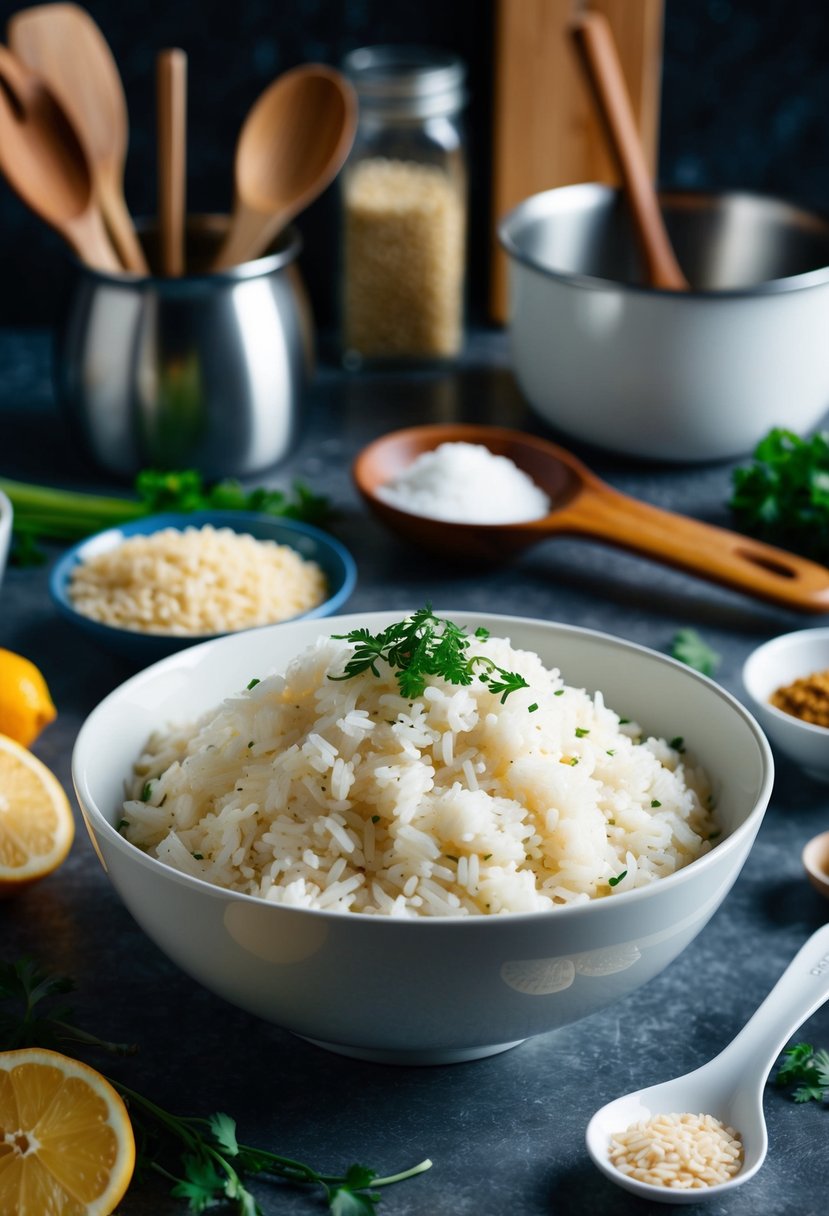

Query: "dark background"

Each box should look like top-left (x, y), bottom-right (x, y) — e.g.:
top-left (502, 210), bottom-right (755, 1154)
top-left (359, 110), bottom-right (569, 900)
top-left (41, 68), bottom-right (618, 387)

top-left (0, 0), bottom-right (827, 327)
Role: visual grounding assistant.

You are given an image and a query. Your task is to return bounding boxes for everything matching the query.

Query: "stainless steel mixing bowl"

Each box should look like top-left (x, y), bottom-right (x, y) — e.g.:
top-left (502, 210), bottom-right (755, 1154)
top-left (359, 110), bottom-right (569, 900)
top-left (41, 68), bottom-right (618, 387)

top-left (56, 216), bottom-right (313, 479)
top-left (498, 185), bottom-right (829, 462)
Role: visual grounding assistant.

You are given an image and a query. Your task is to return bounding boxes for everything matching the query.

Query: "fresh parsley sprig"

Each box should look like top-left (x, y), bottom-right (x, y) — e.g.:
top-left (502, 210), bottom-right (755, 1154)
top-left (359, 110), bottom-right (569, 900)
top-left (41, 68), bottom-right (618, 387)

top-left (729, 427), bottom-right (829, 560)
top-left (0, 957), bottom-right (431, 1214)
top-left (118, 1096), bottom-right (430, 1216)
top-left (669, 628), bottom-right (721, 677)
top-left (330, 607), bottom-right (530, 703)
top-left (0, 958), bottom-right (135, 1056)
top-left (775, 1041), bottom-right (829, 1104)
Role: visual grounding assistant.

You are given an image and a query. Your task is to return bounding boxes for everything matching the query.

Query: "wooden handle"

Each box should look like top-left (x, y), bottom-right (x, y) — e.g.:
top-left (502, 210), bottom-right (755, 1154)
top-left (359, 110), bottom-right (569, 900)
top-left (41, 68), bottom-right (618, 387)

top-left (0, 43), bottom-right (35, 102)
top-left (156, 48), bottom-right (187, 276)
top-left (64, 208), bottom-right (123, 272)
top-left (569, 11), bottom-right (688, 291)
top-left (555, 480), bottom-right (829, 613)
top-left (211, 201), bottom-right (274, 272)
top-left (99, 179), bottom-right (149, 274)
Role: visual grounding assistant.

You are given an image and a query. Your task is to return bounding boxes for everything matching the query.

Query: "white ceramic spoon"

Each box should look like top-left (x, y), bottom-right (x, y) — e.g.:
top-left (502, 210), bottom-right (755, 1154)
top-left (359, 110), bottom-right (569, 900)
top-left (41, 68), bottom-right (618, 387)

top-left (586, 923), bottom-right (829, 1204)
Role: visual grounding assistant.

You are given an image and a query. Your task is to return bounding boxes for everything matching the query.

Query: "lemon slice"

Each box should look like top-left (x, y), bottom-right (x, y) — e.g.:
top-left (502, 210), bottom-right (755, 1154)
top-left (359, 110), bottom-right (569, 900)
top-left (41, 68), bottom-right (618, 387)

top-left (0, 734), bottom-right (74, 892)
top-left (0, 1047), bottom-right (136, 1215)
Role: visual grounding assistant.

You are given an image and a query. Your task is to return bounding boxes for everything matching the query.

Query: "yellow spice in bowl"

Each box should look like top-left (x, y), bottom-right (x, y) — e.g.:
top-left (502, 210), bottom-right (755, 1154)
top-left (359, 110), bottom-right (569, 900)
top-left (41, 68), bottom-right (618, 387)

top-left (770, 668), bottom-right (829, 728)
top-left (68, 525), bottom-right (327, 636)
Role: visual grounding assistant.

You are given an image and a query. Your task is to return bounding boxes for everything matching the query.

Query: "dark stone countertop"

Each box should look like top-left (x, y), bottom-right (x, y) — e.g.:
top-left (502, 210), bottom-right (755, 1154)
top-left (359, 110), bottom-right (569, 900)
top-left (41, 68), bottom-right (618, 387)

top-left (1, 328), bottom-right (828, 1216)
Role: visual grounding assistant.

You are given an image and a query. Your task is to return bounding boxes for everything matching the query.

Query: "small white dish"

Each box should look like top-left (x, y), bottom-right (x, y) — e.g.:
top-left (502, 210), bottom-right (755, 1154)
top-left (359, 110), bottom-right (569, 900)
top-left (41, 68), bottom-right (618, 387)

top-left (0, 489), bottom-right (12, 586)
top-left (742, 628), bottom-right (829, 782)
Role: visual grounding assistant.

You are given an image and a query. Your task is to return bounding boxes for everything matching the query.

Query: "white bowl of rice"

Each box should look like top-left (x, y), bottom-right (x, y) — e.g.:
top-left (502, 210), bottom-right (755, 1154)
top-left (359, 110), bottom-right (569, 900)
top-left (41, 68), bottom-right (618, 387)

top-left (73, 610), bottom-right (773, 1064)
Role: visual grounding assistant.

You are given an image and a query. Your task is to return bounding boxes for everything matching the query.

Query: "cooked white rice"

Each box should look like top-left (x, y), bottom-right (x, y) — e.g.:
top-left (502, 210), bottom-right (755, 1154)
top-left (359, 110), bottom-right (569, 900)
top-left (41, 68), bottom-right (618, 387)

top-left (121, 630), bottom-right (717, 916)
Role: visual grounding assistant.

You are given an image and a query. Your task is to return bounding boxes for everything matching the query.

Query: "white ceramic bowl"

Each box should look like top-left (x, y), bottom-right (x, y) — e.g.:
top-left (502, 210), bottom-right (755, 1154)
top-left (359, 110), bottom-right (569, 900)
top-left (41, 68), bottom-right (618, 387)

top-left (742, 628), bottom-right (829, 782)
top-left (498, 185), bottom-right (829, 462)
top-left (73, 612), bottom-right (773, 1065)
top-left (0, 489), bottom-right (12, 586)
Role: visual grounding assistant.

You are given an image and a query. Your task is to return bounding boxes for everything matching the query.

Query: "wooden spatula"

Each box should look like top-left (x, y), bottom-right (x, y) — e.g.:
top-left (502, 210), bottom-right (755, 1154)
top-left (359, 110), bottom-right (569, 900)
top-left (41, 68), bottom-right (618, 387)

top-left (9, 3), bottom-right (149, 273)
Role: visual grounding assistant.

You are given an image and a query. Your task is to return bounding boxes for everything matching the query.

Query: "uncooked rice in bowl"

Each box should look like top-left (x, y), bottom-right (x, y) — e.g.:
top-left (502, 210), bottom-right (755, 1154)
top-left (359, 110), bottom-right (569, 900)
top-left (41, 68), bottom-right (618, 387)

top-left (121, 626), bottom-right (717, 916)
top-left (69, 525), bottom-right (327, 636)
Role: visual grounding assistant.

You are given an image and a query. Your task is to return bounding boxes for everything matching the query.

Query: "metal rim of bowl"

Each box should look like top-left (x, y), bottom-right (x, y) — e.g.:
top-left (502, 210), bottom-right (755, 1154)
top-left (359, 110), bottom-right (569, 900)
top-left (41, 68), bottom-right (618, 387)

top-left (498, 183), bottom-right (829, 299)
top-left (69, 215), bottom-right (304, 287)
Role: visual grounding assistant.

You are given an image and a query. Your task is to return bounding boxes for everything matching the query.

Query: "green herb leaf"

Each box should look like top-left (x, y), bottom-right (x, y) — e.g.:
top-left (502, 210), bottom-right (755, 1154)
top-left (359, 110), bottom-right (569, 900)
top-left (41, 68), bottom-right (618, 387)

top-left (729, 428), bottom-right (829, 560)
top-left (207, 1113), bottom-right (239, 1156)
top-left (0, 958), bottom-right (133, 1055)
top-left (670, 629), bottom-right (721, 677)
top-left (328, 1186), bottom-right (380, 1216)
top-left (331, 607), bottom-right (529, 704)
top-left (608, 870), bottom-right (627, 887)
top-left (775, 1041), bottom-right (829, 1103)
top-left (10, 530), bottom-right (47, 566)
top-left (794, 1083), bottom-right (826, 1103)
top-left (171, 1155), bottom-right (227, 1211)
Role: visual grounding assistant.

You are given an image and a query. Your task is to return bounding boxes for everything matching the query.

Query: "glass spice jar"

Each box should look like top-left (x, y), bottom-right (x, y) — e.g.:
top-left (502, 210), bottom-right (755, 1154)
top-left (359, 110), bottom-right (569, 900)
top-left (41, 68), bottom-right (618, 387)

top-left (341, 45), bottom-right (468, 365)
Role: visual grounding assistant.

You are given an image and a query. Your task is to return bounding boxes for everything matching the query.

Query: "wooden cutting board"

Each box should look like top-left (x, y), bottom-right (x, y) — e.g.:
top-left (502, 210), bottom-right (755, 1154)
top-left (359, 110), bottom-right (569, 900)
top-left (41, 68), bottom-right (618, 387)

top-left (490, 0), bottom-right (665, 321)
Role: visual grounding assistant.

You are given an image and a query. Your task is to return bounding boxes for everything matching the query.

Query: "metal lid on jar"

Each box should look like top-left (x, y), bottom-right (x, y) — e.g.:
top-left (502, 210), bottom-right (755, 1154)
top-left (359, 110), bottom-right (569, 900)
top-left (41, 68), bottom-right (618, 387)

top-left (343, 45), bottom-right (466, 117)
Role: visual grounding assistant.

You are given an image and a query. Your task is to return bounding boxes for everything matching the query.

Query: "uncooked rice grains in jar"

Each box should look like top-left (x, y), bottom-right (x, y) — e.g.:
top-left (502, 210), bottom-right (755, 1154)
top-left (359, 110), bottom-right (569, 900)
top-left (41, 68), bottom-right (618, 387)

top-left (341, 47), bottom-right (467, 362)
top-left (344, 157), bottom-right (465, 358)
top-left (68, 525), bottom-right (327, 636)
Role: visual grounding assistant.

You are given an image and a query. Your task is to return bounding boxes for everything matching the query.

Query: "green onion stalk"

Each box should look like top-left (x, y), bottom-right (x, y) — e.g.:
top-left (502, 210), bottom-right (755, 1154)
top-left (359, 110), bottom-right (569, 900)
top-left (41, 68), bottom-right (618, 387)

top-left (0, 470), bottom-right (331, 555)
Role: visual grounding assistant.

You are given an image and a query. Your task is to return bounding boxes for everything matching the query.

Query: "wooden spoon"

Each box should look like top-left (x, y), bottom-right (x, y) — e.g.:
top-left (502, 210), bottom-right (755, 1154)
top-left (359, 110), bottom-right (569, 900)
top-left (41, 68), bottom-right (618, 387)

top-left (354, 424), bottom-right (829, 614)
top-left (569, 11), bottom-right (689, 291)
top-left (8, 3), bottom-right (148, 273)
top-left (211, 63), bottom-right (357, 271)
top-left (0, 45), bottom-right (121, 271)
top-left (156, 48), bottom-right (187, 277)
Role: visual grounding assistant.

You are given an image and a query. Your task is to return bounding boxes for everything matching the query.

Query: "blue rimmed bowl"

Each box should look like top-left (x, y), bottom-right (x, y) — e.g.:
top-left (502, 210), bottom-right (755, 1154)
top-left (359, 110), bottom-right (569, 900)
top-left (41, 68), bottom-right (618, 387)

top-left (49, 511), bottom-right (357, 664)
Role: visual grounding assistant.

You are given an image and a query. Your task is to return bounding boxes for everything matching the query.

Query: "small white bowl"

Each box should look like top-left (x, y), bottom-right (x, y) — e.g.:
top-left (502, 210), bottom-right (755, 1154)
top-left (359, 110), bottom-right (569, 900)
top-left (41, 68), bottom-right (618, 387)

top-left (742, 628), bottom-right (829, 782)
top-left (0, 490), bottom-right (12, 586)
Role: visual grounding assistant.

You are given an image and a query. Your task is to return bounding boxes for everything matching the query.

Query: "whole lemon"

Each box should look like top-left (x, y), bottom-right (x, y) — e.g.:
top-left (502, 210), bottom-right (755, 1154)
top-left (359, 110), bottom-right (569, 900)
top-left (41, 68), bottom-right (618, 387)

top-left (0, 649), bottom-right (57, 746)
